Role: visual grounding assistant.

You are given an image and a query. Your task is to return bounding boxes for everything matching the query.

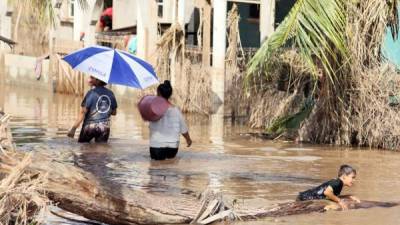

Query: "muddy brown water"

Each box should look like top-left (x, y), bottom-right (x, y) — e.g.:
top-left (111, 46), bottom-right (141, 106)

top-left (1, 84), bottom-right (400, 225)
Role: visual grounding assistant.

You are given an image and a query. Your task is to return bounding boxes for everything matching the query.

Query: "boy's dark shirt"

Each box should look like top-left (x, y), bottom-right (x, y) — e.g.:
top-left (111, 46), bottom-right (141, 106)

top-left (297, 178), bottom-right (343, 201)
top-left (81, 86), bottom-right (117, 124)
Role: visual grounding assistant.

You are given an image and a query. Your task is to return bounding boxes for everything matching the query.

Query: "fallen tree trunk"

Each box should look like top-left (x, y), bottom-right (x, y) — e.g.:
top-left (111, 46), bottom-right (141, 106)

top-left (0, 113), bottom-right (398, 225)
top-left (18, 152), bottom-right (200, 225)
top-left (238, 198), bottom-right (399, 220)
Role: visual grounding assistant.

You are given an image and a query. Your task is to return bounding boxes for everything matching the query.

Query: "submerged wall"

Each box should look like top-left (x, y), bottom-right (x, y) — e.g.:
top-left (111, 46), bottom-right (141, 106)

top-left (2, 53), bottom-right (50, 89)
top-left (1, 53), bottom-right (141, 102)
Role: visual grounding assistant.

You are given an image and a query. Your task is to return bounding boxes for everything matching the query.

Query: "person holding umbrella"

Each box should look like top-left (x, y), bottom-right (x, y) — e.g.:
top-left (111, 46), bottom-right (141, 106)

top-left (62, 45), bottom-right (160, 142)
top-left (67, 76), bottom-right (117, 143)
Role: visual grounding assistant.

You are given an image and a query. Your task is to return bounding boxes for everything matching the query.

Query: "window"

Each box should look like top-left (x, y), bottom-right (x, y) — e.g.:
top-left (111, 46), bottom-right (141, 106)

top-left (69, 0), bottom-right (75, 17)
top-left (157, 0), bottom-right (163, 18)
top-left (248, 4), bottom-right (260, 19)
top-left (55, 0), bottom-right (62, 9)
top-left (104, 0), bottom-right (113, 9)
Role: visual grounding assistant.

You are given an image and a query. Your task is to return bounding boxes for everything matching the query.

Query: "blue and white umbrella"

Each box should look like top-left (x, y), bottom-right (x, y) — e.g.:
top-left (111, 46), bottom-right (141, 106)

top-left (63, 45), bottom-right (159, 89)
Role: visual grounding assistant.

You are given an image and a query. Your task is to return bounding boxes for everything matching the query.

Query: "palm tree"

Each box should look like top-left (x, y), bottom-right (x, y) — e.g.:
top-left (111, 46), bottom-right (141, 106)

top-left (9, 0), bottom-right (91, 42)
top-left (248, 0), bottom-right (349, 82)
top-left (246, 0), bottom-right (399, 145)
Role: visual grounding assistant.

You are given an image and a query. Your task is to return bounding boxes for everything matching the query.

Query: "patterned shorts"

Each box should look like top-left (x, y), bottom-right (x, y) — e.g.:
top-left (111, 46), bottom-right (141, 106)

top-left (78, 121), bottom-right (110, 143)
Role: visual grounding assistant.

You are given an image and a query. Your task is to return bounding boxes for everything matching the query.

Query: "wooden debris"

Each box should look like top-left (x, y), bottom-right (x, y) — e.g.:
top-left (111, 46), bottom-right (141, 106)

top-left (0, 112), bottom-right (15, 151)
top-left (0, 152), bottom-right (50, 225)
top-left (0, 35), bottom-right (16, 49)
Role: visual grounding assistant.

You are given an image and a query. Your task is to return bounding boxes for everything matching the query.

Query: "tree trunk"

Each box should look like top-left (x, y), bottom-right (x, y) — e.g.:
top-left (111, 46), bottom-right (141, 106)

top-left (13, 0), bottom-right (24, 43)
top-left (30, 153), bottom-right (200, 225)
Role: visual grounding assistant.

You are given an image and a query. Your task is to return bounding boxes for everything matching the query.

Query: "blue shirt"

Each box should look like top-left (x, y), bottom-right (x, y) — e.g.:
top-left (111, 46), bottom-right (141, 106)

top-left (81, 86), bottom-right (117, 124)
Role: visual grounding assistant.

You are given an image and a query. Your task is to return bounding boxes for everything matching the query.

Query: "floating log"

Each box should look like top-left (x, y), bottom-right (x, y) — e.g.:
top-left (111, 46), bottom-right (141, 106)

top-left (238, 198), bottom-right (399, 220)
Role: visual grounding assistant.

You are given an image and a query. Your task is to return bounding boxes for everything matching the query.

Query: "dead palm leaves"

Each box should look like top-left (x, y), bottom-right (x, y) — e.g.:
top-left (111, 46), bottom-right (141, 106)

top-left (0, 151), bottom-right (50, 225)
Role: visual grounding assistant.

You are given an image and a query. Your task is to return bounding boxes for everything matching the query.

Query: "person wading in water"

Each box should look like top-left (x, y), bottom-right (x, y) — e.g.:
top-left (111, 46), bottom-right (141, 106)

top-left (67, 76), bottom-right (117, 143)
top-left (148, 80), bottom-right (192, 160)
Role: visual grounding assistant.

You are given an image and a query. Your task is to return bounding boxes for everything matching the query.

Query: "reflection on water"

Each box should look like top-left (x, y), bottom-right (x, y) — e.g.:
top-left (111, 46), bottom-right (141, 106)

top-left (2, 85), bottom-right (400, 225)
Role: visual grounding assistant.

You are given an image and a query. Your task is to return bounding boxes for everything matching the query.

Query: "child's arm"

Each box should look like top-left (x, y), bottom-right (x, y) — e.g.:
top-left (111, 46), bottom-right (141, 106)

top-left (324, 186), bottom-right (348, 210)
top-left (349, 195), bottom-right (361, 203)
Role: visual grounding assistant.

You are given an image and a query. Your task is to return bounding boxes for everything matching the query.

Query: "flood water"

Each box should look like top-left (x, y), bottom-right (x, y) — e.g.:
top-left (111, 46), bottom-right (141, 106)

top-left (1, 84), bottom-right (400, 225)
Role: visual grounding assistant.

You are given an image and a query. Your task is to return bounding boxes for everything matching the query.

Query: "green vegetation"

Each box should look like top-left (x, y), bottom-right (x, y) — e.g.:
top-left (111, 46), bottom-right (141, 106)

top-left (246, 0), bottom-right (400, 149)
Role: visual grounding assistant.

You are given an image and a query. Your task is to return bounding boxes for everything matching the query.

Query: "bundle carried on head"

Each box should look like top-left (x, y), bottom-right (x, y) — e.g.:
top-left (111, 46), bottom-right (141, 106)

top-left (138, 80), bottom-right (173, 122)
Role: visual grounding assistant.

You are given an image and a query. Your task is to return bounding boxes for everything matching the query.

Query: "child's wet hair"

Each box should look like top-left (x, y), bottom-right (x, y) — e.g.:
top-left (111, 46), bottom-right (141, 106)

top-left (157, 80), bottom-right (173, 99)
top-left (338, 164), bottom-right (356, 177)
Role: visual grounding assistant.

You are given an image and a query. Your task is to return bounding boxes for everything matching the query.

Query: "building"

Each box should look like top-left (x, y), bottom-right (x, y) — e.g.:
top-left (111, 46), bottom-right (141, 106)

top-left (54, 0), bottom-right (75, 41)
top-left (54, 0), bottom-right (296, 61)
top-left (47, 0), bottom-right (295, 104)
top-left (0, 0), bottom-right (13, 52)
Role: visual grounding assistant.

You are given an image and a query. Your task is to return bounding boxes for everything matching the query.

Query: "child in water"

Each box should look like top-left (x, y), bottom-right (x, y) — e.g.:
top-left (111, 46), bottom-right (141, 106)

top-left (149, 80), bottom-right (192, 160)
top-left (297, 164), bottom-right (360, 209)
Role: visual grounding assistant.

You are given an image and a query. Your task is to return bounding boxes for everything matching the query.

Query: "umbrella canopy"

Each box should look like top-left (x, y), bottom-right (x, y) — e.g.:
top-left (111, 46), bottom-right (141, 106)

top-left (63, 45), bottom-right (159, 89)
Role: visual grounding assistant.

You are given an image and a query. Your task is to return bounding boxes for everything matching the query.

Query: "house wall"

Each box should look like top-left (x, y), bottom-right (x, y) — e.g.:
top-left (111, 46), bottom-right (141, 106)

top-left (50, 0), bottom-right (75, 48)
top-left (159, 0), bottom-right (174, 23)
top-left (112, 0), bottom-right (194, 30)
top-left (0, 0), bottom-right (12, 52)
top-left (2, 54), bottom-right (50, 89)
top-left (73, 0), bottom-right (100, 42)
top-left (113, 0), bottom-right (138, 29)
top-left (57, 0), bottom-right (74, 39)
top-left (1, 53), bottom-right (137, 100)
top-left (59, 0), bottom-right (74, 22)
top-left (167, 0), bottom-right (194, 24)
top-left (55, 22), bottom-right (74, 41)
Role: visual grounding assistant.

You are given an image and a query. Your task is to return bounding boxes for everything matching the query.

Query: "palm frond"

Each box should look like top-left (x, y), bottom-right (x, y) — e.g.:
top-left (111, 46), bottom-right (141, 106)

top-left (30, 0), bottom-right (56, 26)
top-left (246, 0), bottom-right (348, 85)
top-left (267, 97), bottom-right (314, 134)
top-left (9, 0), bottom-right (90, 26)
top-left (77, 0), bottom-right (90, 11)
top-left (387, 0), bottom-right (399, 40)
